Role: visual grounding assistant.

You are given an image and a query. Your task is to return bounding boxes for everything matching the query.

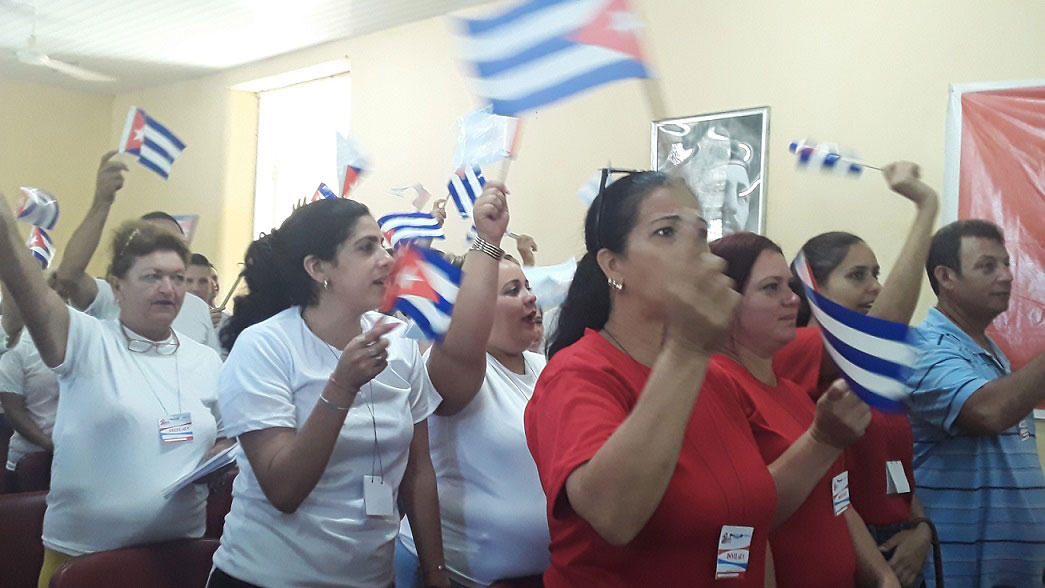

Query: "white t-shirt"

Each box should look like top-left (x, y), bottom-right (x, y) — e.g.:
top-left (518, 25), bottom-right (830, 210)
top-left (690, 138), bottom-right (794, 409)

top-left (87, 277), bottom-right (222, 354)
top-left (0, 334), bottom-right (58, 470)
top-left (399, 351), bottom-right (550, 587)
top-left (44, 309), bottom-right (222, 556)
top-left (212, 308), bottom-right (439, 588)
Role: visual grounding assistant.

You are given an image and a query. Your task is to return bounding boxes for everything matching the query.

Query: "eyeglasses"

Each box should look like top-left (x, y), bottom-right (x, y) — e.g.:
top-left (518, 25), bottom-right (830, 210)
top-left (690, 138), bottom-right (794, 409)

top-left (592, 167), bottom-right (645, 251)
top-left (120, 323), bottom-right (181, 355)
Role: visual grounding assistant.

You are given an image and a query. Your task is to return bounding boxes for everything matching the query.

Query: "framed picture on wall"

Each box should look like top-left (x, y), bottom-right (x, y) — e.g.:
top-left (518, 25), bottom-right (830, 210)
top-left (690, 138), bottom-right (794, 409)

top-left (651, 106), bottom-right (769, 241)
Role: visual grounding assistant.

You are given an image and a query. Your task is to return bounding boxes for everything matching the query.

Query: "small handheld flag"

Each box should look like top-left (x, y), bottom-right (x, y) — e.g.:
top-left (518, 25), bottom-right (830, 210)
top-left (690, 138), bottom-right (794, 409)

top-left (452, 106), bottom-right (521, 168)
top-left (26, 227), bottom-right (56, 269)
top-left (793, 252), bottom-right (918, 412)
top-left (378, 212), bottom-right (446, 248)
top-left (458, 0), bottom-right (650, 116)
top-left (16, 187), bottom-right (59, 230)
top-left (119, 106), bottom-right (186, 179)
top-left (788, 139), bottom-right (880, 176)
top-left (312, 183), bottom-right (338, 202)
top-left (380, 245), bottom-right (462, 341)
top-left (447, 166), bottom-right (486, 218)
top-left (336, 133), bottom-right (368, 198)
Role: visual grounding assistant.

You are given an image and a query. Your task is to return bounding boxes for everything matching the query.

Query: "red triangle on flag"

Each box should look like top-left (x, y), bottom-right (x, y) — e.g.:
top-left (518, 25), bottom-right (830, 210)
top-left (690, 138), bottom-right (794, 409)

top-left (568, 0), bottom-right (645, 61)
top-left (124, 110), bottom-right (146, 152)
top-left (381, 247), bottom-right (439, 311)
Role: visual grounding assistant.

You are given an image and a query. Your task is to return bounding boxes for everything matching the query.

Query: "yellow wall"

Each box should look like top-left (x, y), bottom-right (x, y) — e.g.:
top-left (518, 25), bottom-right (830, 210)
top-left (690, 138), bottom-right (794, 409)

top-left (0, 80), bottom-right (112, 259)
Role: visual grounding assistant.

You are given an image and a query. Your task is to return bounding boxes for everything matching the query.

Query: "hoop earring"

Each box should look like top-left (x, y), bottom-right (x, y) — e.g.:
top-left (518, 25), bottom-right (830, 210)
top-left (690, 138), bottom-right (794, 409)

top-left (608, 278), bottom-right (623, 291)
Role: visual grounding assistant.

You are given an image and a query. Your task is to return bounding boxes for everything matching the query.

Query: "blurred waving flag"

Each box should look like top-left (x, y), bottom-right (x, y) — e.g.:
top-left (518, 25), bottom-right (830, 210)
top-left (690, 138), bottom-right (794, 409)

top-left (788, 139), bottom-right (865, 176)
top-left (312, 182), bottom-right (338, 202)
top-left (337, 133), bottom-right (369, 197)
top-left (793, 252), bottom-right (919, 413)
top-left (26, 227), bottom-right (56, 269)
top-left (448, 166), bottom-right (486, 218)
top-left (16, 187), bottom-right (59, 230)
top-left (452, 106), bottom-right (521, 168)
top-left (381, 245), bottom-right (462, 341)
top-left (378, 212), bottom-right (446, 248)
top-left (119, 106), bottom-right (186, 179)
top-left (459, 0), bottom-right (650, 116)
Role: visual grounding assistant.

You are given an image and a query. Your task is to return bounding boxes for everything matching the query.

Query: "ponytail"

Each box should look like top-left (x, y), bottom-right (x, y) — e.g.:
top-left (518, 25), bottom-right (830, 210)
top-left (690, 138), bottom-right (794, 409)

top-left (547, 251), bottom-right (610, 358)
top-left (220, 198), bottom-right (371, 352)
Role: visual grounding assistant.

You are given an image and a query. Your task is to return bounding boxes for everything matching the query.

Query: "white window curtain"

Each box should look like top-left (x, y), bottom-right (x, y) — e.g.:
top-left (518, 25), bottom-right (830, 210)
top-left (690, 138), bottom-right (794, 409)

top-left (253, 74), bottom-right (351, 237)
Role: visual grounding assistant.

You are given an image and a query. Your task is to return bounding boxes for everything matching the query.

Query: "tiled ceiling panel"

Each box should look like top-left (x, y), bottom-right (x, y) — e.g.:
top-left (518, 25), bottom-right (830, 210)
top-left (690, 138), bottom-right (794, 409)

top-left (0, 0), bottom-right (497, 93)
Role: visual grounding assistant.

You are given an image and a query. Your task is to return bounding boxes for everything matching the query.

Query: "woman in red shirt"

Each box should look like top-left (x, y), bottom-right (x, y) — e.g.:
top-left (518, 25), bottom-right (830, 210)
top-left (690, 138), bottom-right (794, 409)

top-left (525, 171), bottom-right (868, 586)
top-left (710, 232), bottom-right (899, 588)
top-left (774, 162), bottom-right (939, 587)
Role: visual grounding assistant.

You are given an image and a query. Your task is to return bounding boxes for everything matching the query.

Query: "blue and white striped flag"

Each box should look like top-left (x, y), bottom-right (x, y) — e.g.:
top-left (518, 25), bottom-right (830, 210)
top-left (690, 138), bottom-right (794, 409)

top-left (788, 139), bottom-right (864, 176)
top-left (793, 252), bottom-right (919, 412)
top-left (118, 106), bottom-right (186, 179)
top-left (16, 187), bottom-right (59, 230)
top-left (380, 245), bottom-right (462, 341)
top-left (378, 212), bottom-right (446, 248)
top-left (458, 0), bottom-right (650, 116)
top-left (448, 166), bottom-right (486, 218)
top-left (26, 227), bottom-right (56, 269)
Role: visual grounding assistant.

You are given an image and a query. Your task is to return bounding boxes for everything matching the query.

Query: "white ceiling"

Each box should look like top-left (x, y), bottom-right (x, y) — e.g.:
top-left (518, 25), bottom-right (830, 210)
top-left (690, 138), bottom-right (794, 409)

top-left (0, 0), bottom-right (497, 94)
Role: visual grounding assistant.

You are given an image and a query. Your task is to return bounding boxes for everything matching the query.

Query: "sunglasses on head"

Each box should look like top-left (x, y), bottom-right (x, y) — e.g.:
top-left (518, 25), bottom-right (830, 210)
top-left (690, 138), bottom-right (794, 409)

top-left (593, 167), bottom-right (646, 251)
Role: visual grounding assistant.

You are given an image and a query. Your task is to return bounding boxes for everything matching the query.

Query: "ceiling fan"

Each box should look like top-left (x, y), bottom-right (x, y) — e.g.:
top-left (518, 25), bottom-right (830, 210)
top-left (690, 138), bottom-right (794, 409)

top-left (6, 0), bottom-right (116, 82)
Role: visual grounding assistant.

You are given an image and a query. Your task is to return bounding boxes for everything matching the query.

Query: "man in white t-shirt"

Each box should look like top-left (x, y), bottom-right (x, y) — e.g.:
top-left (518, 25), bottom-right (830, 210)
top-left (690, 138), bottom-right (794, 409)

top-left (0, 334), bottom-right (58, 475)
top-left (51, 152), bottom-right (221, 354)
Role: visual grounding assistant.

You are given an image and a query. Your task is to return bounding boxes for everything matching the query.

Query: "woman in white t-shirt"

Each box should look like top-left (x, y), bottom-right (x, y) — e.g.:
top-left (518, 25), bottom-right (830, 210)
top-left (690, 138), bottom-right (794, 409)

top-left (0, 205), bottom-right (225, 588)
top-left (211, 195), bottom-right (509, 588)
top-left (396, 181), bottom-right (550, 588)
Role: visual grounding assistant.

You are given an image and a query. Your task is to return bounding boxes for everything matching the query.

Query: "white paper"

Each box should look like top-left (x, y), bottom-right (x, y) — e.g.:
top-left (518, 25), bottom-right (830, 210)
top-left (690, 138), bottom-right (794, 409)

top-left (162, 442), bottom-right (238, 499)
top-left (885, 460), bottom-right (911, 495)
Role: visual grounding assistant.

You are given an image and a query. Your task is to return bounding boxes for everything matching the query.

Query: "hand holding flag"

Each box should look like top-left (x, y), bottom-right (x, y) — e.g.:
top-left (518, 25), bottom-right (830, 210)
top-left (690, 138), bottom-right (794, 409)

top-left (15, 187), bottom-right (59, 230)
top-left (119, 106), bottom-right (186, 179)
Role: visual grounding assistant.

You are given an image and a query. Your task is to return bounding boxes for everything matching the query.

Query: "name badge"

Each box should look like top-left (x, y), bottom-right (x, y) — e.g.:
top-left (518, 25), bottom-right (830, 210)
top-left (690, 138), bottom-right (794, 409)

top-left (1018, 420), bottom-right (1032, 441)
top-left (715, 525), bottom-right (753, 580)
top-left (832, 471), bottom-right (850, 516)
top-left (159, 412), bottom-right (193, 444)
top-left (363, 475), bottom-right (394, 517)
top-left (885, 460), bottom-right (911, 495)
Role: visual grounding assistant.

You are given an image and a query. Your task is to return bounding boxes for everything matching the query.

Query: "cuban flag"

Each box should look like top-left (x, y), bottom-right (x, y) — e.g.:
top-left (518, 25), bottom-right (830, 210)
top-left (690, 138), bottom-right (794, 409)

top-left (789, 139), bottom-right (863, 176)
top-left (312, 182), bottom-right (338, 202)
top-left (378, 212), bottom-right (446, 248)
top-left (448, 166), bottom-right (486, 218)
top-left (119, 106), bottom-right (186, 179)
top-left (793, 253), bottom-right (919, 413)
top-left (380, 245), bottom-right (462, 341)
top-left (337, 133), bottom-right (368, 198)
top-left (16, 187), bottom-right (59, 230)
top-left (26, 227), bottom-right (56, 269)
top-left (459, 0), bottom-right (650, 116)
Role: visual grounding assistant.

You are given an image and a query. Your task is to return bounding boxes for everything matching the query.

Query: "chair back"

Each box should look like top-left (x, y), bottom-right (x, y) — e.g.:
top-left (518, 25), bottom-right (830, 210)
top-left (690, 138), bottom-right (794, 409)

top-left (0, 490), bottom-right (47, 588)
top-left (49, 538), bottom-right (219, 588)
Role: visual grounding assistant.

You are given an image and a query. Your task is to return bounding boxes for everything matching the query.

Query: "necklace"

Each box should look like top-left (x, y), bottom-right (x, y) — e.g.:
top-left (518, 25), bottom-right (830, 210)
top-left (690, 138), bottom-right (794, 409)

top-left (601, 329), bottom-right (641, 365)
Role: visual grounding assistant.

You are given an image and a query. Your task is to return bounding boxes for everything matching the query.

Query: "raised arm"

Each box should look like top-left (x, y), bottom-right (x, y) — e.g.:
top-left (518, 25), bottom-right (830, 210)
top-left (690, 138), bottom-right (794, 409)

top-left (1, 281), bottom-right (24, 343)
top-left (955, 352), bottom-right (1045, 435)
top-left (0, 194), bottom-right (70, 367)
top-left (867, 161), bottom-right (938, 324)
top-left (52, 151), bottom-right (127, 310)
top-left (426, 183), bottom-right (508, 416)
top-left (565, 253), bottom-right (738, 545)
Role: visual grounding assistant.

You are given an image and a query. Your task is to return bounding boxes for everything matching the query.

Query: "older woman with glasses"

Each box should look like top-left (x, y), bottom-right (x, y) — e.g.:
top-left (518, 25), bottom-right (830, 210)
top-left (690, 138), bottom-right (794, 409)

top-left (0, 194), bottom-right (225, 588)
